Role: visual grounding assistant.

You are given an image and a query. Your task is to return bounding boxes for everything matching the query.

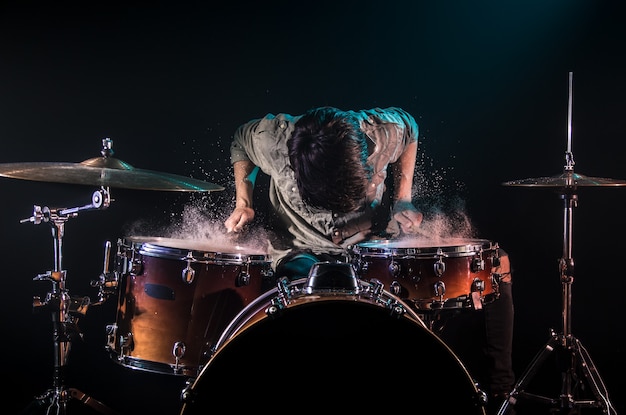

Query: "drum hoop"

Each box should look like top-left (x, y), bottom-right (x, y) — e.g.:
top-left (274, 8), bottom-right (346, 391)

top-left (212, 277), bottom-right (426, 354)
top-left (123, 236), bottom-right (270, 264)
top-left (355, 238), bottom-right (495, 258)
top-left (186, 284), bottom-right (486, 414)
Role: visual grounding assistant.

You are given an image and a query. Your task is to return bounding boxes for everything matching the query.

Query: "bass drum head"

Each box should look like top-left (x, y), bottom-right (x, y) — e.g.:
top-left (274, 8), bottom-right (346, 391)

top-left (181, 296), bottom-right (486, 413)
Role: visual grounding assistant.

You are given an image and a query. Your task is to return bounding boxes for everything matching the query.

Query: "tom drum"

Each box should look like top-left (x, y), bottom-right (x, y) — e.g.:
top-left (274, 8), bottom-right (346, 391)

top-left (352, 238), bottom-right (502, 311)
top-left (106, 236), bottom-right (273, 377)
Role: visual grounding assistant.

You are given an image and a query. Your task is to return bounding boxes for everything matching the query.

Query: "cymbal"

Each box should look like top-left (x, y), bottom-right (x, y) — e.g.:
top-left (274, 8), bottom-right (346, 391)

top-left (0, 156), bottom-right (225, 192)
top-left (502, 171), bottom-right (626, 188)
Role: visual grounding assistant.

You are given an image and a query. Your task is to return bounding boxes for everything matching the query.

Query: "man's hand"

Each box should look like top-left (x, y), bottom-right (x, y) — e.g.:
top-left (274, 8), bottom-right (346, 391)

top-left (224, 206), bottom-right (255, 233)
top-left (392, 201), bottom-right (423, 235)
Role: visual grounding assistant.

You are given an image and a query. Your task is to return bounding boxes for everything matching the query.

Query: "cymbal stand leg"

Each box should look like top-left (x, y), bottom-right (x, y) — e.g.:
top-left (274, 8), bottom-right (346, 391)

top-left (497, 189), bottom-right (616, 414)
top-left (497, 332), bottom-right (561, 414)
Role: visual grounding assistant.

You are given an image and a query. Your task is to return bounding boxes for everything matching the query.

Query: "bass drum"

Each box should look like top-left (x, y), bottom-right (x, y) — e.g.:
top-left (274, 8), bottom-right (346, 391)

top-left (180, 263), bottom-right (487, 414)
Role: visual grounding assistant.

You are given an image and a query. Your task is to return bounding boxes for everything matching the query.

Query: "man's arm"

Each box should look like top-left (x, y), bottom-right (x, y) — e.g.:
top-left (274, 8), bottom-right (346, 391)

top-left (224, 160), bottom-right (259, 232)
top-left (390, 140), bottom-right (423, 233)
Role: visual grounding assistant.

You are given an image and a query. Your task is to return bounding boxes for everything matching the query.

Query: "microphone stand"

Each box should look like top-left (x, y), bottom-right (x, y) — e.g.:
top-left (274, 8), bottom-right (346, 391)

top-left (21, 188), bottom-right (119, 415)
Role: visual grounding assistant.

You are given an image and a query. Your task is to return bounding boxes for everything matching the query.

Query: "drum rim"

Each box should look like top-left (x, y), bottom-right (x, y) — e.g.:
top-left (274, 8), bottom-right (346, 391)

top-left (212, 277), bottom-right (427, 353)
top-left (108, 350), bottom-right (198, 377)
top-left (122, 236), bottom-right (270, 263)
top-left (354, 237), bottom-right (495, 256)
top-left (186, 280), bottom-right (484, 415)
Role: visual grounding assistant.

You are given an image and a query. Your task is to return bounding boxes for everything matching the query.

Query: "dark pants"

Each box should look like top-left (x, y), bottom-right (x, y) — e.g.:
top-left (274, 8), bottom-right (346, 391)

top-left (275, 251), bottom-right (515, 412)
top-left (428, 282), bottom-right (515, 394)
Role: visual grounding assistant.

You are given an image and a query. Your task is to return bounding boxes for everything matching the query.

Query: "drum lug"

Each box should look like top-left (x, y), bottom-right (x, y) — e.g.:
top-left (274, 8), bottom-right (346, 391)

top-left (389, 280), bottom-right (402, 297)
top-left (388, 261), bottom-right (400, 277)
top-left (105, 323), bottom-right (117, 351)
top-left (172, 341), bottom-right (187, 373)
top-left (129, 257), bottom-right (143, 276)
top-left (182, 265), bottom-right (196, 284)
top-left (471, 278), bottom-right (485, 293)
top-left (119, 332), bottom-right (134, 357)
top-left (173, 341), bottom-right (186, 358)
top-left (433, 280), bottom-right (446, 298)
top-left (236, 271), bottom-right (251, 287)
top-left (471, 256), bottom-right (485, 273)
top-left (433, 259), bottom-right (446, 277)
top-left (469, 278), bottom-right (487, 310)
top-left (182, 253), bottom-right (196, 284)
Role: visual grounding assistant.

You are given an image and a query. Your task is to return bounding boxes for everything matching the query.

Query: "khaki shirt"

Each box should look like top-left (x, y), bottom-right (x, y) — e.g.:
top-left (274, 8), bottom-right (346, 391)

top-left (230, 107), bottom-right (418, 266)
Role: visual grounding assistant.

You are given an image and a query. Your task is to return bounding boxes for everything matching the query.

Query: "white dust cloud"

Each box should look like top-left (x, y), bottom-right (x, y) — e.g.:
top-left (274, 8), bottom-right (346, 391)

top-left (132, 197), bottom-right (272, 254)
top-left (409, 138), bottom-right (481, 243)
top-left (414, 205), bottom-right (477, 241)
top-left (122, 127), bottom-right (485, 253)
top-left (121, 134), bottom-right (272, 255)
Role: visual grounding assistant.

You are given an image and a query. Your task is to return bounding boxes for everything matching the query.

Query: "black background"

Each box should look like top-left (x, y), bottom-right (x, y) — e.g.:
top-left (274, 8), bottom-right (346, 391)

top-left (1, 1), bottom-right (625, 414)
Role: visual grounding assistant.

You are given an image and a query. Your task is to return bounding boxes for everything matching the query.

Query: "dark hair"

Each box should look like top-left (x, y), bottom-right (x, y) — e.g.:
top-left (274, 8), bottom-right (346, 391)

top-left (288, 107), bottom-right (370, 213)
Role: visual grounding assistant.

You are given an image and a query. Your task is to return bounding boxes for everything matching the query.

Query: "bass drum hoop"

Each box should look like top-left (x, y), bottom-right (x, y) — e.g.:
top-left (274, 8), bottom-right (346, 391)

top-left (181, 278), bottom-right (487, 414)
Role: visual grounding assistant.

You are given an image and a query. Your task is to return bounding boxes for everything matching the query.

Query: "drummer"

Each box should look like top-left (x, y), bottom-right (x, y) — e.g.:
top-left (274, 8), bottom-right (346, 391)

top-left (223, 106), bottom-right (514, 414)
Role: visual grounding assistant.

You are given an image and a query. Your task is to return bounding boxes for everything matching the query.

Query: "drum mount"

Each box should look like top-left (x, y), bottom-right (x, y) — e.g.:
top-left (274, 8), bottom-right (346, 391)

top-left (498, 73), bottom-right (619, 414)
top-left (21, 189), bottom-right (119, 415)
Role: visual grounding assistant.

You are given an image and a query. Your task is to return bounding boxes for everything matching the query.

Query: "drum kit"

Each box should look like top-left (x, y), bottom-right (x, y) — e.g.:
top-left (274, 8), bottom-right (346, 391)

top-left (1, 138), bottom-right (500, 414)
top-left (0, 73), bottom-right (622, 414)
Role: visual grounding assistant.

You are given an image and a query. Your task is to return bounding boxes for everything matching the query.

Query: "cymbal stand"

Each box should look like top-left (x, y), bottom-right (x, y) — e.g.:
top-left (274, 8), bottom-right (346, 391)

top-left (497, 182), bottom-right (616, 414)
top-left (22, 188), bottom-right (119, 415)
top-left (498, 73), bottom-right (616, 415)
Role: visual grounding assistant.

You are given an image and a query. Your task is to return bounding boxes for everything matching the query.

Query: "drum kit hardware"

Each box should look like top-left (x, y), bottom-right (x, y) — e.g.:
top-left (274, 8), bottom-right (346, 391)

top-left (4, 72), bottom-right (624, 414)
top-left (1, 138), bottom-right (224, 414)
top-left (497, 73), bottom-right (622, 415)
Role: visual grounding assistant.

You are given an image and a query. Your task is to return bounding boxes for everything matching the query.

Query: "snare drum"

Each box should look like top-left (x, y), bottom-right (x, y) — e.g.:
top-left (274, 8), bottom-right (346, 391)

top-left (180, 262), bottom-right (487, 414)
top-left (106, 236), bottom-right (273, 377)
top-left (352, 238), bottom-right (501, 311)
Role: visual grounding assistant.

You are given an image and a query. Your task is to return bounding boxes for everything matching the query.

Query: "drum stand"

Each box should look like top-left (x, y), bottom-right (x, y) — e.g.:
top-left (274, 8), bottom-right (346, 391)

top-left (21, 189), bottom-right (119, 415)
top-left (497, 183), bottom-right (616, 414)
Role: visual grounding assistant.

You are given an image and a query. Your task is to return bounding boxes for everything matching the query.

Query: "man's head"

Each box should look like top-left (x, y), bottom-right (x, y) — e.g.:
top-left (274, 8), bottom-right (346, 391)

top-left (288, 107), bottom-right (370, 213)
